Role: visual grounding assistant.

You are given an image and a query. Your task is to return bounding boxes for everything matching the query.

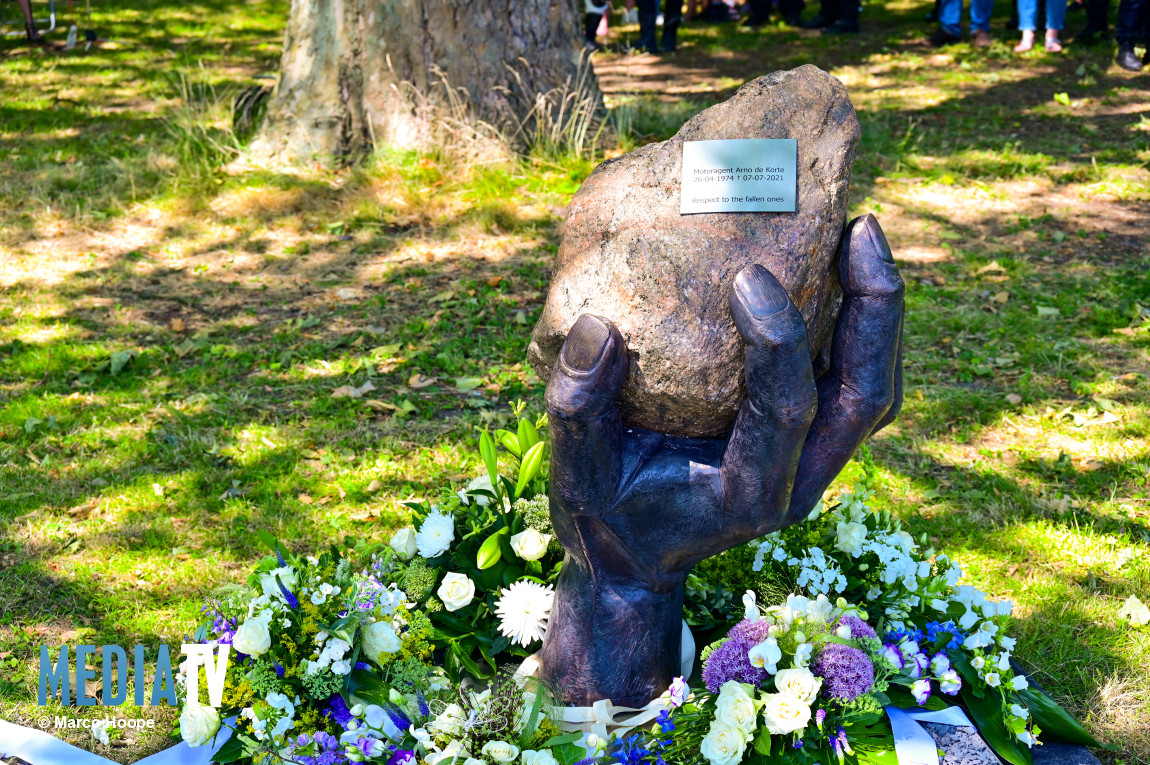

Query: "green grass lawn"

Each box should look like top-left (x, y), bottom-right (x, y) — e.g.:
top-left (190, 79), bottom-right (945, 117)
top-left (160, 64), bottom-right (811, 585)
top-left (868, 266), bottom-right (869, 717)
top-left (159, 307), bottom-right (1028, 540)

top-left (1, 0), bottom-right (1148, 760)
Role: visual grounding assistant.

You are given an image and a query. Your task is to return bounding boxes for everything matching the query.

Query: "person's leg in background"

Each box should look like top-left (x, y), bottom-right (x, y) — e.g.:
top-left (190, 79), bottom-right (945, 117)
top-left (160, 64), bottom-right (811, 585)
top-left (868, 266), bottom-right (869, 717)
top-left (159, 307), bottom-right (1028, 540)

top-left (1015, 0), bottom-right (1039, 49)
top-left (777, 0), bottom-right (806, 24)
top-left (824, 0), bottom-right (860, 32)
top-left (662, 0), bottom-right (684, 49)
top-left (1043, 0), bottom-right (1065, 48)
top-left (970, 0), bottom-right (995, 44)
top-left (743, 0), bottom-right (774, 25)
top-left (1074, 0), bottom-right (1110, 41)
top-left (1114, 0), bottom-right (1147, 68)
top-left (801, 0), bottom-right (841, 28)
top-left (14, 0), bottom-right (45, 42)
top-left (932, 0), bottom-right (966, 43)
top-left (584, 0), bottom-right (608, 49)
top-left (636, 0), bottom-right (660, 51)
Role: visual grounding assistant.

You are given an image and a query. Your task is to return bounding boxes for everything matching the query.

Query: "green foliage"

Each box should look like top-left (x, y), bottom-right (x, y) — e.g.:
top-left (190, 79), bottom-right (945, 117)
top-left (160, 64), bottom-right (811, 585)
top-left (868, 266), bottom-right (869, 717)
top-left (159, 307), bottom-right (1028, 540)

top-left (401, 557), bottom-right (438, 603)
top-left (245, 659), bottom-right (284, 697)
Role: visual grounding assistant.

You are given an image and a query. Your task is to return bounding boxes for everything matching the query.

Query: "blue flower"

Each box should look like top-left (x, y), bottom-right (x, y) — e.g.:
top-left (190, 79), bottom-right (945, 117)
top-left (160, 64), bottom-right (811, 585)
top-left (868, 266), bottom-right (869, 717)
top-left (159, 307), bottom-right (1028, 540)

top-left (655, 709), bottom-right (674, 733)
top-left (277, 574), bottom-right (301, 610)
top-left (416, 690), bottom-right (430, 717)
top-left (274, 542), bottom-right (287, 567)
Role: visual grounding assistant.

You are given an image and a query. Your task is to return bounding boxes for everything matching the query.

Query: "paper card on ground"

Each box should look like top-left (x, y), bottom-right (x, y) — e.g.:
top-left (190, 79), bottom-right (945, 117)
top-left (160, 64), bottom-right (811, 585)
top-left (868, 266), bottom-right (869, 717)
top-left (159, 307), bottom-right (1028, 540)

top-left (680, 138), bottom-right (797, 214)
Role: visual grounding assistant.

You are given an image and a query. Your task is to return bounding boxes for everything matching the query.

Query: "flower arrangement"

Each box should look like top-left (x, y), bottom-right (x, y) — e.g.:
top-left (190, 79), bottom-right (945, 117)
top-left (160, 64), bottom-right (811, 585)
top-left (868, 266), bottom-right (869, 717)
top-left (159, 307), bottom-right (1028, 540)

top-left (174, 413), bottom-right (1108, 765)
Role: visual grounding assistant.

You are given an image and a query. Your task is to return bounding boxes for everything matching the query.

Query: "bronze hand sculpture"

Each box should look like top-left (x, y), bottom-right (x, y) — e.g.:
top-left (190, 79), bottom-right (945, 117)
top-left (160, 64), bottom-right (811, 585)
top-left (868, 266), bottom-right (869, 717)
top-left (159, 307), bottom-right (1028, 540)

top-left (538, 214), bottom-right (905, 707)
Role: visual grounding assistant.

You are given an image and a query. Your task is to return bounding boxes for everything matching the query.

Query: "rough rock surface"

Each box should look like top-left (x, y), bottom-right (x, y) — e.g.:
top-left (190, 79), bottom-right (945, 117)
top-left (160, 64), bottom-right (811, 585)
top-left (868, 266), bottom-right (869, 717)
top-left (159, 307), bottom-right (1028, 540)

top-left (528, 65), bottom-right (861, 438)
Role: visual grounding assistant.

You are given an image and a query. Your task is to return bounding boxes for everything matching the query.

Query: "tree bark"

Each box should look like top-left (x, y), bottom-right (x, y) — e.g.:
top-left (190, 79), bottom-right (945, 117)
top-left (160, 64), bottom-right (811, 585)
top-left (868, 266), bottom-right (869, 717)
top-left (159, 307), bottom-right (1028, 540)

top-left (250, 0), bottom-right (600, 164)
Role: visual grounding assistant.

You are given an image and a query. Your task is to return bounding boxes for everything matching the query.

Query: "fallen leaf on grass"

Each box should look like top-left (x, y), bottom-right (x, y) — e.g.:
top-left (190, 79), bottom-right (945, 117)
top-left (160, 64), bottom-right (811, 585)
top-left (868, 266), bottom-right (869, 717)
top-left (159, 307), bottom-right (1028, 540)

top-left (1119, 595), bottom-right (1150, 626)
top-left (170, 318), bottom-right (186, 332)
top-left (1006, 394), bottom-right (1022, 405)
top-left (298, 494), bottom-right (314, 505)
top-left (408, 374), bottom-right (437, 389)
top-left (1036, 306), bottom-right (1060, 318)
top-left (67, 500), bottom-right (98, 519)
top-left (0, 651), bottom-right (11, 660)
top-left (991, 291), bottom-right (1010, 304)
top-left (332, 381), bottom-right (377, 399)
top-left (366, 479), bottom-right (384, 493)
top-left (454, 377), bottom-right (484, 392)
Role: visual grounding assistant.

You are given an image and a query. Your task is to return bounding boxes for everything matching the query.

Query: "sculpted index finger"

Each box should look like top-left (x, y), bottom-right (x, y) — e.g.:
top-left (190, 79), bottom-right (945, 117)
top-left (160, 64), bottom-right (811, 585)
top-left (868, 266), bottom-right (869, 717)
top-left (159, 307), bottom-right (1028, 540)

top-left (545, 314), bottom-right (628, 514)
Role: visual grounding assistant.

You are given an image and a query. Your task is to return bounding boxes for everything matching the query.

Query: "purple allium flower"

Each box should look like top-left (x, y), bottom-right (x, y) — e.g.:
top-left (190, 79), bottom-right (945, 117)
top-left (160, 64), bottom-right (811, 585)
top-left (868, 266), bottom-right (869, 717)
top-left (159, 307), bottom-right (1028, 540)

top-left (324, 695), bottom-right (353, 727)
top-left (835, 614), bottom-right (877, 640)
top-left (701, 619), bottom-right (774, 692)
top-left (810, 643), bottom-right (875, 701)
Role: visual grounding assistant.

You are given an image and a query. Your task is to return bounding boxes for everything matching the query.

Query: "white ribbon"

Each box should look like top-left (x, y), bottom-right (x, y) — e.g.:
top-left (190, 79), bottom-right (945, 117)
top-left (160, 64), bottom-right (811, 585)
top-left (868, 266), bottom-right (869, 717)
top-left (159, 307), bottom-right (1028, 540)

top-left (0, 717), bottom-right (234, 765)
top-left (886, 705), bottom-right (975, 765)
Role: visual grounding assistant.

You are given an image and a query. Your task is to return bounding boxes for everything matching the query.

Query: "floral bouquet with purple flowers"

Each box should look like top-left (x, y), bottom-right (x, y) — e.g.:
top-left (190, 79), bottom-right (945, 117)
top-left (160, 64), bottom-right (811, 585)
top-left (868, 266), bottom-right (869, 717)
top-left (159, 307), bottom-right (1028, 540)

top-left (643, 593), bottom-right (955, 765)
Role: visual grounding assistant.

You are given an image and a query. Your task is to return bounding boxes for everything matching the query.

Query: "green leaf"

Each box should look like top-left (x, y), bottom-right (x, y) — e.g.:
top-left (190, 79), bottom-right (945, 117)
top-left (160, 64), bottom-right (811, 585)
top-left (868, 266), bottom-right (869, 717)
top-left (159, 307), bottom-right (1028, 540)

top-left (450, 639), bottom-right (486, 680)
top-left (1053, 92), bottom-right (1071, 106)
top-left (430, 610), bottom-right (473, 635)
top-left (109, 349), bottom-right (136, 375)
top-left (753, 725), bottom-right (772, 755)
top-left (455, 377), bottom-right (484, 392)
top-left (519, 682), bottom-right (547, 746)
top-left (515, 441), bottom-right (546, 498)
top-left (208, 733), bottom-right (248, 763)
top-left (1018, 688), bottom-right (1114, 748)
top-left (346, 669), bottom-right (391, 706)
top-left (477, 528), bottom-right (508, 570)
top-left (550, 742), bottom-right (587, 765)
top-left (256, 529), bottom-right (281, 556)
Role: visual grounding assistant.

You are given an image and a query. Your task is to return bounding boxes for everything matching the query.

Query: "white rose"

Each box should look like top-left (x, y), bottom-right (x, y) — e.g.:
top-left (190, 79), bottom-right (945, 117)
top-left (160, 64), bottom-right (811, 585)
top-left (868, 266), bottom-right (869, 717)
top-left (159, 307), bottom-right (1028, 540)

top-left (389, 527), bottom-right (418, 560)
top-left (714, 681), bottom-right (758, 734)
top-left (232, 612), bottom-right (272, 657)
top-left (773, 668), bottom-right (822, 704)
top-left (521, 750), bottom-right (561, 765)
top-left (700, 721), bottom-right (749, 765)
top-left (179, 702), bottom-right (221, 747)
top-left (437, 572), bottom-right (476, 612)
top-left (361, 620), bottom-right (402, 665)
top-left (510, 528), bottom-right (551, 561)
top-left (259, 565), bottom-right (297, 597)
top-left (748, 638), bottom-right (781, 673)
top-left (463, 760), bottom-right (486, 765)
top-left (835, 521), bottom-right (868, 557)
top-left (761, 692), bottom-right (812, 735)
top-left (481, 740), bottom-right (520, 763)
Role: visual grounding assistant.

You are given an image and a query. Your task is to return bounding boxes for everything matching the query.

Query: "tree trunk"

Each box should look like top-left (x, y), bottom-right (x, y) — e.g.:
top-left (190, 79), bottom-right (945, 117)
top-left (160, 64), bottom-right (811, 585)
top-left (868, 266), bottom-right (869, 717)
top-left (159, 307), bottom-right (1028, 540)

top-left (250, 0), bottom-right (601, 163)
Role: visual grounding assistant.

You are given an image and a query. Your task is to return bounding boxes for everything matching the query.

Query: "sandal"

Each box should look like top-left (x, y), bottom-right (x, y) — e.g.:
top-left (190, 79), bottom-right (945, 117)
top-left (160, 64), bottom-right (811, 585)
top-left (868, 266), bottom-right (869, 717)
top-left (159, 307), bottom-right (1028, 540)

top-left (1045, 31), bottom-right (1063, 51)
top-left (1014, 30), bottom-right (1034, 52)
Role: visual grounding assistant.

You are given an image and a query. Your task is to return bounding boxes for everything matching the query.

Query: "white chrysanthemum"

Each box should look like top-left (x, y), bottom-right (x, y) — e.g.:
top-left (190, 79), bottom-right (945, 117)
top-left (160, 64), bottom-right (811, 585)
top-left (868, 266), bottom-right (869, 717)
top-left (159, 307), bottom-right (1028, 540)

top-left (495, 581), bottom-right (554, 647)
top-left (416, 510), bottom-right (455, 558)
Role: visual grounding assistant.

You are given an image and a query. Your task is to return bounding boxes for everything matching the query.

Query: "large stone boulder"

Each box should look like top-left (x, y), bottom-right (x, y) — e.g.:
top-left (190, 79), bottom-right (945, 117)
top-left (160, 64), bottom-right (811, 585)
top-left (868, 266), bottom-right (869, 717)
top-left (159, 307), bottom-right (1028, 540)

top-left (529, 65), bottom-right (860, 438)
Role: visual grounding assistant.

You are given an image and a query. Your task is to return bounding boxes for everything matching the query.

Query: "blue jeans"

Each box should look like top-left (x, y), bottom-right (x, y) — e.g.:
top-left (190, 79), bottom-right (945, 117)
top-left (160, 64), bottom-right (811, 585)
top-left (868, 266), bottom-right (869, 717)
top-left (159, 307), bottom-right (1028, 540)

top-left (1018, 0), bottom-right (1066, 29)
top-left (940, 0), bottom-right (994, 35)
